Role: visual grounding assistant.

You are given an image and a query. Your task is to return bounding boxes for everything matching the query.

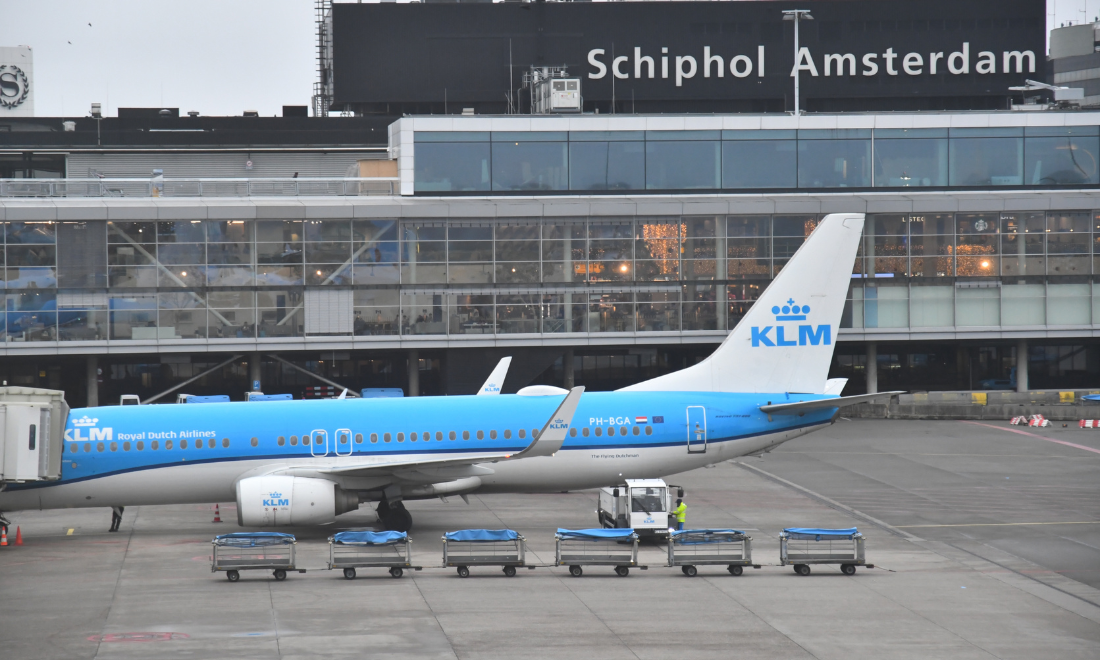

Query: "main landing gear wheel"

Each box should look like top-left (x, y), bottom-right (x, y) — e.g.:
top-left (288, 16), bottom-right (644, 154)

top-left (569, 565), bottom-right (583, 577)
top-left (503, 565), bottom-right (517, 577)
top-left (615, 566), bottom-right (630, 577)
top-left (841, 564), bottom-right (856, 575)
top-left (457, 566), bottom-right (470, 578)
top-left (794, 564), bottom-right (811, 576)
top-left (727, 565), bottom-right (743, 576)
top-left (389, 567), bottom-right (403, 578)
top-left (682, 565), bottom-right (698, 577)
top-left (226, 570), bottom-right (240, 582)
top-left (273, 569), bottom-right (287, 581)
top-left (343, 568), bottom-right (357, 580)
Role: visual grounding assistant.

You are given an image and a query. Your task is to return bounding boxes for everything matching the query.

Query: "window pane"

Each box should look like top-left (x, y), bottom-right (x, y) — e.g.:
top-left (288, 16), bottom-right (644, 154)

top-left (415, 142), bottom-right (490, 192)
top-left (107, 222), bottom-right (154, 243)
top-left (1001, 283), bottom-right (1045, 325)
top-left (157, 221), bottom-right (204, 243)
top-left (495, 262), bottom-right (539, 283)
top-left (256, 220), bottom-right (303, 243)
top-left (1024, 136), bottom-right (1100, 185)
top-left (636, 291), bottom-right (679, 331)
top-left (206, 221), bottom-right (252, 243)
top-left (258, 242), bottom-right (302, 264)
top-left (157, 243), bottom-right (204, 265)
top-left (5, 222), bottom-right (56, 244)
top-left (798, 140), bottom-right (871, 188)
top-left (207, 243), bottom-right (250, 265)
top-left (873, 138), bottom-right (948, 187)
top-left (589, 293), bottom-right (634, 332)
top-left (492, 141), bottom-right (568, 191)
top-left (726, 216), bottom-right (769, 239)
top-left (569, 142), bottom-right (645, 190)
top-left (726, 283), bottom-right (763, 327)
top-left (722, 140), bottom-right (796, 188)
top-left (646, 141), bottom-right (720, 190)
top-left (496, 240), bottom-right (539, 261)
top-left (950, 137), bottom-right (1023, 186)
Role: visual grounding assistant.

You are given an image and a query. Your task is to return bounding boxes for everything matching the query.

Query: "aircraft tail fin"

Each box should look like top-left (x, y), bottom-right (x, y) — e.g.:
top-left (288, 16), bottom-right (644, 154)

top-left (621, 213), bottom-right (864, 394)
top-left (477, 357), bottom-right (512, 395)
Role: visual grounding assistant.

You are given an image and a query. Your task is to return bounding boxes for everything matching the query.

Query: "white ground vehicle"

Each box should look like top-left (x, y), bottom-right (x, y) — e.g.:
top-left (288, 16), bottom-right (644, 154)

top-left (597, 479), bottom-right (683, 539)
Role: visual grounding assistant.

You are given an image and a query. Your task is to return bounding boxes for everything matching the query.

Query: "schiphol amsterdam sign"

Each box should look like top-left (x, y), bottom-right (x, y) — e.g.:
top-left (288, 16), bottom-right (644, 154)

top-left (586, 42), bottom-right (1037, 87)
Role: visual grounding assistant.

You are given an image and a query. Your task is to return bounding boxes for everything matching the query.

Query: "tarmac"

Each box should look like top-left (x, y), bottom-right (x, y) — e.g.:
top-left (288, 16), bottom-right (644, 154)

top-left (1, 419), bottom-right (1099, 659)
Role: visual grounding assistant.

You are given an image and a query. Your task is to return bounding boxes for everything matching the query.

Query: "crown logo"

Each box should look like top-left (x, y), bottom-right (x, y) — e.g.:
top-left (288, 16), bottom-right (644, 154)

top-left (269, 492), bottom-right (283, 499)
top-left (73, 416), bottom-right (99, 427)
top-left (772, 298), bottom-right (809, 321)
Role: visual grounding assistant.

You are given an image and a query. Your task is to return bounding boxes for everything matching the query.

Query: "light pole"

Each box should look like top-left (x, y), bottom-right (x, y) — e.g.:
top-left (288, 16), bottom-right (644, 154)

top-left (782, 9), bottom-right (813, 116)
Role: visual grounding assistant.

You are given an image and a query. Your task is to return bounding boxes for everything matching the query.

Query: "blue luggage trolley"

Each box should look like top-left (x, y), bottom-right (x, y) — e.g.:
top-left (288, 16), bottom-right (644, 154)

top-left (668, 529), bottom-right (760, 577)
top-left (212, 532), bottom-right (301, 582)
top-left (328, 530), bottom-right (420, 579)
top-left (442, 529), bottom-right (528, 578)
top-left (555, 528), bottom-right (642, 577)
top-left (779, 527), bottom-right (873, 576)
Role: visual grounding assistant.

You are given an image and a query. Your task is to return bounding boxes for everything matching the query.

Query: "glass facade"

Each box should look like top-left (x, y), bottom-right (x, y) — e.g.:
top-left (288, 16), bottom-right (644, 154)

top-left (414, 126), bottom-right (1100, 193)
top-left (2, 211), bottom-right (1097, 342)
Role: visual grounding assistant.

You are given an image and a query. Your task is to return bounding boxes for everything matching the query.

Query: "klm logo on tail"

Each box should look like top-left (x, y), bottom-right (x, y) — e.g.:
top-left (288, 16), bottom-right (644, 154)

top-left (751, 298), bottom-right (831, 348)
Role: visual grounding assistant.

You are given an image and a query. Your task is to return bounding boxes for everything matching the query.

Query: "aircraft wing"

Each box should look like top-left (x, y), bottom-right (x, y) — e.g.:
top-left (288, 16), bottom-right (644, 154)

top-left (759, 391), bottom-right (904, 415)
top-left (477, 357), bottom-right (512, 395)
top-left (278, 386), bottom-right (584, 479)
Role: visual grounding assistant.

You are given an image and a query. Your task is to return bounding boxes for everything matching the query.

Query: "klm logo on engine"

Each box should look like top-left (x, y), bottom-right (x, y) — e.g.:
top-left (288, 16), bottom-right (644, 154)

top-left (751, 298), bottom-right (831, 348)
top-left (264, 491), bottom-right (289, 507)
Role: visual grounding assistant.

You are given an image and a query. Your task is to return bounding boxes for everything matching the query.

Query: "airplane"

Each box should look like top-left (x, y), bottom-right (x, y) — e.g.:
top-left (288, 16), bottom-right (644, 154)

top-left (0, 213), bottom-right (901, 533)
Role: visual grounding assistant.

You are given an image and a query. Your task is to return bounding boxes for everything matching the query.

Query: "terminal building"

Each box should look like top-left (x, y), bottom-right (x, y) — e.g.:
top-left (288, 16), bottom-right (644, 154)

top-left (0, 0), bottom-right (1097, 405)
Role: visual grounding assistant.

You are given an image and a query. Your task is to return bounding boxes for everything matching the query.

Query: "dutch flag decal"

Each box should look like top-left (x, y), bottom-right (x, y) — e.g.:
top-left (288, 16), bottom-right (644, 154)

top-left (635, 416), bottom-right (648, 424)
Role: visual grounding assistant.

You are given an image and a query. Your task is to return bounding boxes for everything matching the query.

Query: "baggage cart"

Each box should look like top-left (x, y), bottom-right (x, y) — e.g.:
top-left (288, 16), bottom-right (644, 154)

top-left (211, 532), bottom-right (302, 582)
top-left (668, 528), bottom-right (760, 577)
top-left (442, 529), bottom-right (527, 578)
top-left (555, 528), bottom-right (642, 577)
top-left (328, 530), bottom-right (420, 579)
top-left (779, 527), bottom-right (873, 576)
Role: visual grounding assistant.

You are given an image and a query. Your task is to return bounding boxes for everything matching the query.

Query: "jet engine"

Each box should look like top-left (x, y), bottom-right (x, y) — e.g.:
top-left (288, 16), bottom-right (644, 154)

top-left (235, 475), bottom-right (358, 526)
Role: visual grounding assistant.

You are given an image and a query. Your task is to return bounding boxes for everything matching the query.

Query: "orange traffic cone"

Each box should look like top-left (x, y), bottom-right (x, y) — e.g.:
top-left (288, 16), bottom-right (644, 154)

top-left (212, 504), bottom-right (222, 523)
top-left (1, 527), bottom-right (7, 546)
top-left (14, 527), bottom-right (22, 546)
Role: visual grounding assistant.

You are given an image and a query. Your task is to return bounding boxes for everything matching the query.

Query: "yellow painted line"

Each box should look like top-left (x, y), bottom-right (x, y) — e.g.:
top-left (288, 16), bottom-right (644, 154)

top-left (896, 521), bottom-right (1100, 528)
top-left (66, 528), bottom-right (74, 535)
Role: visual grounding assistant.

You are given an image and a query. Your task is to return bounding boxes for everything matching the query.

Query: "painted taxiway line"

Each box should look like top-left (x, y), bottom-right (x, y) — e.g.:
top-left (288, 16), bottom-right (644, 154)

top-left (963, 421), bottom-right (1100, 455)
top-left (896, 521), bottom-right (1100, 528)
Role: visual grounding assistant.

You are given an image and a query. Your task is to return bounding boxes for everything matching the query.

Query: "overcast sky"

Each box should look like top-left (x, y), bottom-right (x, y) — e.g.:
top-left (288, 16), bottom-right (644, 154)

top-left (0, 1), bottom-right (1094, 118)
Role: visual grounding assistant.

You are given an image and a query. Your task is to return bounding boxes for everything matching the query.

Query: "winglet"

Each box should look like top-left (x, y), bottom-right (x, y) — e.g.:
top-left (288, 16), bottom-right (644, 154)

top-left (511, 386), bottom-right (584, 459)
top-left (477, 357), bottom-right (512, 395)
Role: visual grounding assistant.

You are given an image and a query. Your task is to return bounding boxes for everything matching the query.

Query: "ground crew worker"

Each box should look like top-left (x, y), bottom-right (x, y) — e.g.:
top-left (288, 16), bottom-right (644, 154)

top-left (109, 506), bottom-right (124, 532)
top-left (673, 498), bottom-right (687, 531)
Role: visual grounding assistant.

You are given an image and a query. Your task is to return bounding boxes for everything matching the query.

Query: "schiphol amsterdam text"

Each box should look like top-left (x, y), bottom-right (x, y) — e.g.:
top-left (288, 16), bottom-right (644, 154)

top-left (587, 43), bottom-right (1036, 87)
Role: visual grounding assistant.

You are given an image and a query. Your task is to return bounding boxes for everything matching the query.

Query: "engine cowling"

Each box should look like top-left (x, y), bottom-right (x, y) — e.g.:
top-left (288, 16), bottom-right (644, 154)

top-left (236, 475), bottom-right (358, 526)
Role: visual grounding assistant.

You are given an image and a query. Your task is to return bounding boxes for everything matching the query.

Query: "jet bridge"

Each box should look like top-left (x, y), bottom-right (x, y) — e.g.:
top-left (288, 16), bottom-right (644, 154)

top-left (0, 387), bottom-right (68, 485)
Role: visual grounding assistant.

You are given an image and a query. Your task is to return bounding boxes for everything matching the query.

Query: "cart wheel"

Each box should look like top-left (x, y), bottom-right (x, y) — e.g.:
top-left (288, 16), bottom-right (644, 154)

top-left (390, 567), bottom-right (403, 578)
top-left (728, 565), bottom-right (743, 576)
top-left (457, 566), bottom-right (470, 578)
top-left (683, 565), bottom-right (697, 577)
top-left (226, 570), bottom-right (240, 582)
top-left (615, 566), bottom-right (630, 577)
top-left (503, 565), bottom-right (517, 578)
top-left (680, 566), bottom-right (689, 575)
top-left (569, 565), bottom-right (583, 577)
top-left (343, 568), bottom-right (356, 580)
top-left (841, 564), bottom-right (856, 576)
top-left (794, 564), bottom-right (810, 576)
top-left (274, 569), bottom-right (287, 581)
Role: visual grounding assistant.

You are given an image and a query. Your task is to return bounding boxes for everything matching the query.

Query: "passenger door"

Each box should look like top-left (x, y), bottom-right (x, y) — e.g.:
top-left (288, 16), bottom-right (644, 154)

top-left (686, 406), bottom-right (707, 453)
top-left (310, 429), bottom-right (329, 457)
top-left (334, 428), bottom-right (353, 457)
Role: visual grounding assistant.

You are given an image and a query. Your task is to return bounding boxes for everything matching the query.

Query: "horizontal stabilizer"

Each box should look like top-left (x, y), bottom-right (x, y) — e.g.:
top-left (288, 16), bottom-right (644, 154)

top-left (760, 391), bottom-right (904, 415)
top-left (513, 386), bottom-right (584, 459)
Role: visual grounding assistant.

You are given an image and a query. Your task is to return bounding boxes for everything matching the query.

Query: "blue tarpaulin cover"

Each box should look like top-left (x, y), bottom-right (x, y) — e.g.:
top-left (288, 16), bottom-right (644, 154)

top-left (556, 528), bottom-right (636, 540)
top-left (1083, 394), bottom-right (1100, 402)
top-left (333, 531), bottom-right (407, 545)
top-left (213, 532), bottom-right (295, 546)
top-left (444, 529), bottom-right (520, 542)
top-left (671, 529), bottom-right (745, 544)
top-left (783, 527), bottom-right (859, 540)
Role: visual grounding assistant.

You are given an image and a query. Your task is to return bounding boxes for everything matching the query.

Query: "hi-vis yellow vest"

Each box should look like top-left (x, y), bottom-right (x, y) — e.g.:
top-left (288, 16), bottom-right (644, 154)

top-left (674, 503), bottom-right (687, 523)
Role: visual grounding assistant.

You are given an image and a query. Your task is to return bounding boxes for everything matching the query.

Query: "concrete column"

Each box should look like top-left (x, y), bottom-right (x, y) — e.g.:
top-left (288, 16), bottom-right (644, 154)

top-left (865, 342), bottom-right (878, 395)
top-left (407, 349), bottom-right (420, 397)
top-left (563, 348), bottom-right (575, 389)
top-left (248, 352), bottom-right (262, 392)
top-left (1016, 339), bottom-right (1029, 393)
top-left (85, 355), bottom-right (99, 408)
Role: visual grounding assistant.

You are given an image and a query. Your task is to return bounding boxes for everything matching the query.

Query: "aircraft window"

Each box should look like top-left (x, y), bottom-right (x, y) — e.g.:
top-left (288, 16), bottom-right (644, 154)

top-left (410, 432), bottom-right (418, 442)
top-left (251, 437), bottom-right (258, 447)
top-left (123, 442), bottom-right (131, 451)
top-left (582, 428), bottom-right (589, 437)
top-left (209, 438), bottom-right (216, 448)
top-left (278, 436), bottom-right (285, 446)
top-left (165, 440), bottom-right (173, 450)
top-left (490, 430), bottom-right (497, 440)
top-left (645, 426), bottom-right (653, 435)
top-left (110, 441), bottom-right (118, 452)
top-left (69, 443), bottom-right (77, 454)
top-left (339, 433), bottom-right (348, 445)
top-left (449, 431), bottom-right (456, 441)
top-left (476, 430), bottom-right (484, 440)
top-left (84, 443), bottom-right (91, 452)
top-left (607, 427), bottom-right (615, 437)
top-left (96, 442), bottom-right (105, 452)
top-left (303, 434), bottom-right (311, 445)
top-left (151, 441), bottom-right (159, 450)
top-left (594, 427), bottom-right (603, 437)
top-left (620, 427), bottom-right (627, 436)
top-left (632, 426), bottom-right (640, 436)
top-left (462, 430), bottom-right (470, 440)
top-left (370, 433), bottom-right (378, 443)
top-left (181, 439), bottom-right (188, 449)
top-left (290, 435), bottom-right (298, 446)
top-left (436, 431), bottom-right (443, 441)
top-left (503, 430), bottom-right (511, 439)
top-left (518, 429), bottom-right (526, 439)
top-left (569, 428), bottom-right (577, 437)
top-left (222, 438), bottom-right (229, 448)
top-left (397, 432), bottom-right (404, 443)
top-left (137, 441), bottom-right (144, 450)
top-left (531, 429), bottom-right (538, 438)
top-left (355, 433), bottom-right (363, 444)
top-left (384, 433), bottom-right (392, 443)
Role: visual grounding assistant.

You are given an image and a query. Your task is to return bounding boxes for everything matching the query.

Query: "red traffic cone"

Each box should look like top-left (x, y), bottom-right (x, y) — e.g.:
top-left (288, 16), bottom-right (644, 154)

top-left (212, 504), bottom-right (222, 523)
top-left (1, 527), bottom-right (7, 546)
top-left (14, 527), bottom-right (22, 546)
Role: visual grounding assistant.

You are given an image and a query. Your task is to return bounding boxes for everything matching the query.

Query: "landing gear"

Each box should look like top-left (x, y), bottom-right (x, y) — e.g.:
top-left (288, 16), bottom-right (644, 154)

top-left (376, 499), bottom-right (413, 532)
